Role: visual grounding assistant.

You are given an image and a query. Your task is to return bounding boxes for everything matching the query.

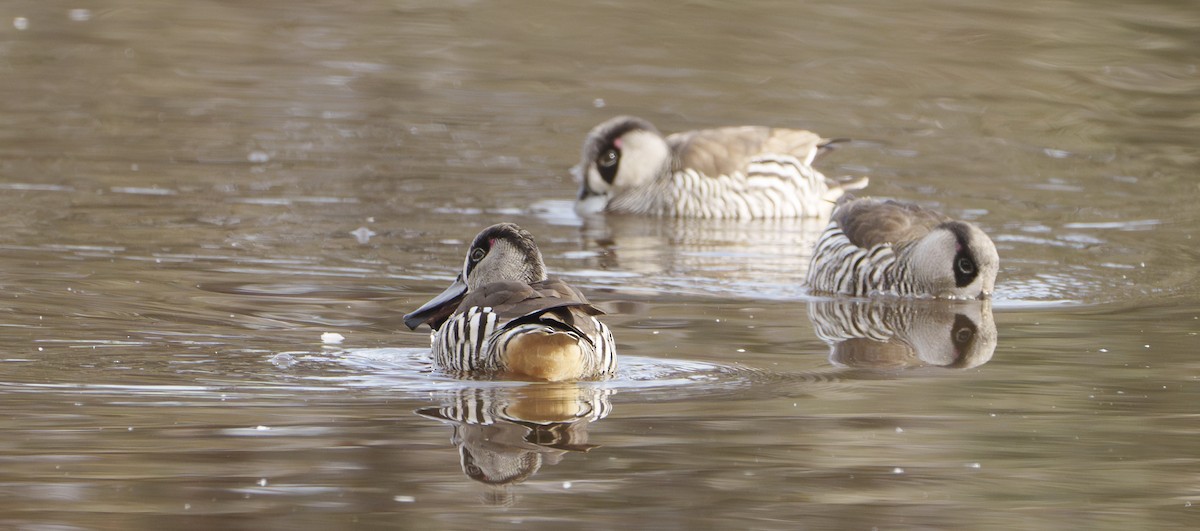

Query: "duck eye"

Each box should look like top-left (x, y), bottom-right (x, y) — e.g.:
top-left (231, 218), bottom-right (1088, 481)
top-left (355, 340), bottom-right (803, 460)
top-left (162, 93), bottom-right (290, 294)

top-left (470, 248), bottom-right (486, 262)
top-left (956, 256), bottom-right (975, 275)
top-left (954, 327), bottom-right (974, 344)
top-left (597, 148), bottom-right (619, 168)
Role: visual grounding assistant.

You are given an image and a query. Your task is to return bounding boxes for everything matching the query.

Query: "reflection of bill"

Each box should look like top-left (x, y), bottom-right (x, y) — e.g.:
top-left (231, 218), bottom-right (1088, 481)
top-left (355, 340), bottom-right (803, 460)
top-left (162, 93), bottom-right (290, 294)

top-left (808, 299), bottom-right (997, 369)
top-left (416, 384), bottom-right (613, 504)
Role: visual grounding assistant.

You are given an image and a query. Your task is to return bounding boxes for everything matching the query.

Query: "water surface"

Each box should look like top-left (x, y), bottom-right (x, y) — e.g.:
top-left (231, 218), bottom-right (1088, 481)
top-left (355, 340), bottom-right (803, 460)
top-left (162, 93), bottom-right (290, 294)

top-left (1, 1), bottom-right (1198, 529)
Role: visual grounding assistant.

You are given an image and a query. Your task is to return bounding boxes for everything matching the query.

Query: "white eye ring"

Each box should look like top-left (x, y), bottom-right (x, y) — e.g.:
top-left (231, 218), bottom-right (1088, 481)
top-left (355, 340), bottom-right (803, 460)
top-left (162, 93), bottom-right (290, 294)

top-left (957, 256), bottom-right (975, 275)
top-left (598, 149), bottom-right (619, 168)
top-left (470, 248), bottom-right (486, 262)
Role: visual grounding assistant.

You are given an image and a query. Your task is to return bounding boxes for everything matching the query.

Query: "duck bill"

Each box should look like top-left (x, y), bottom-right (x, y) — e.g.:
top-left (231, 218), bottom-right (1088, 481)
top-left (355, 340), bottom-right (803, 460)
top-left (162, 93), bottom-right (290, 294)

top-left (575, 186), bottom-right (608, 215)
top-left (403, 274), bottom-right (467, 331)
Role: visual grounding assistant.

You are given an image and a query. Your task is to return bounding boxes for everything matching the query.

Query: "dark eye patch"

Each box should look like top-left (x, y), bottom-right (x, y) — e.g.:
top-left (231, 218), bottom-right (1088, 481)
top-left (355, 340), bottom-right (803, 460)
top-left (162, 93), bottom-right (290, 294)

top-left (957, 256), bottom-right (975, 275)
top-left (947, 313), bottom-right (979, 367)
top-left (942, 222), bottom-right (979, 288)
top-left (596, 147), bottom-right (620, 184)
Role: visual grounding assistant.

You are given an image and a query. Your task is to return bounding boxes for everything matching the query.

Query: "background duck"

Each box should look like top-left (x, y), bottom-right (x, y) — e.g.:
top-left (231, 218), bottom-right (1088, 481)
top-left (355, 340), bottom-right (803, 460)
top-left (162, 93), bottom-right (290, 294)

top-left (403, 223), bottom-right (617, 381)
top-left (573, 115), bottom-right (866, 220)
top-left (806, 197), bottom-right (999, 299)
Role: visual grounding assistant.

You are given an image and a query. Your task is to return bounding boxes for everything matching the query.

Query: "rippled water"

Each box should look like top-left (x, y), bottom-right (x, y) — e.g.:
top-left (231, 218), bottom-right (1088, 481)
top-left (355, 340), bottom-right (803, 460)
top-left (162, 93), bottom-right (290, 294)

top-left (1, 0), bottom-right (1198, 529)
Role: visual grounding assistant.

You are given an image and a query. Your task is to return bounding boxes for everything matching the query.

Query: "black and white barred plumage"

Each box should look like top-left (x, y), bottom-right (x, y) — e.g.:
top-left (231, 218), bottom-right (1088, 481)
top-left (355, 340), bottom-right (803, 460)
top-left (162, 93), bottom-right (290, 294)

top-left (404, 223), bottom-right (618, 381)
top-left (808, 299), bottom-right (996, 369)
top-left (573, 116), bottom-right (866, 220)
top-left (431, 306), bottom-right (616, 380)
top-left (806, 197), bottom-right (999, 299)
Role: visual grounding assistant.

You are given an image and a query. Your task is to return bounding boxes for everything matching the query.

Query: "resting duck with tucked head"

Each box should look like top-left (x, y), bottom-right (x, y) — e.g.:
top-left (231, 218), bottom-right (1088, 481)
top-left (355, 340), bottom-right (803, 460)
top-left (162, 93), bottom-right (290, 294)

top-left (806, 197), bottom-right (999, 300)
top-left (404, 223), bottom-right (617, 381)
top-left (573, 115), bottom-right (865, 220)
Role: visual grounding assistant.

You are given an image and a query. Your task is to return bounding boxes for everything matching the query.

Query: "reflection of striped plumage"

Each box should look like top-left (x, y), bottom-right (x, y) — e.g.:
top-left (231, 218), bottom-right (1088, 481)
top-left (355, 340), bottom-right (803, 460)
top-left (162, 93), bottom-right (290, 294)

top-left (416, 385), bottom-right (614, 490)
top-left (806, 197), bottom-right (999, 299)
top-left (808, 299), bottom-right (997, 369)
top-left (404, 223), bottom-right (618, 381)
top-left (809, 299), bottom-right (911, 344)
top-left (573, 116), bottom-right (866, 220)
top-left (420, 385), bottom-right (614, 428)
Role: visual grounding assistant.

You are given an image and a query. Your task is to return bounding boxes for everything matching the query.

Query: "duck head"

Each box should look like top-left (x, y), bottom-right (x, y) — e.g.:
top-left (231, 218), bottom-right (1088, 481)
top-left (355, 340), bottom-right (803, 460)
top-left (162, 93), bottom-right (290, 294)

top-left (905, 221), bottom-right (999, 300)
top-left (573, 116), bottom-right (671, 215)
top-left (404, 223), bottom-right (547, 330)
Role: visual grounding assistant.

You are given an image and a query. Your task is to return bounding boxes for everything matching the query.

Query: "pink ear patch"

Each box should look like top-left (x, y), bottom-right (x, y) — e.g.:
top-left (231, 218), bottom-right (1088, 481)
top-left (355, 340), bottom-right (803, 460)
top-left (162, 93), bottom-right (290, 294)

top-left (956, 242), bottom-right (962, 252)
top-left (488, 238), bottom-right (496, 247)
top-left (613, 138), bottom-right (623, 149)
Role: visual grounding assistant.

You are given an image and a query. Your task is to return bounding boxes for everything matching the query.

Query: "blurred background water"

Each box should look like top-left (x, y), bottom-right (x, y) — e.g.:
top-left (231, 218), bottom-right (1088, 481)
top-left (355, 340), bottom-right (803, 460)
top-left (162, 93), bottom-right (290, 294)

top-left (0, 0), bottom-right (1198, 529)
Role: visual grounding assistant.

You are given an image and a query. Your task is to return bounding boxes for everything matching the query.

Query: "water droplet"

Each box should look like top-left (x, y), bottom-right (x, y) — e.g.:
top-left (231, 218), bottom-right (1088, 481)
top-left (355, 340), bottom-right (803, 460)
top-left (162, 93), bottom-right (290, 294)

top-left (13, 17), bottom-right (28, 30)
top-left (394, 495), bottom-right (416, 503)
top-left (351, 226), bottom-right (376, 244)
top-left (892, 467), bottom-right (904, 474)
top-left (562, 481), bottom-right (572, 489)
top-left (248, 151), bottom-right (270, 163)
top-left (257, 478), bottom-right (268, 487)
top-left (270, 353), bottom-right (297, 368)
top-left (895, 427), bottom-right (904, 434)
top-left (593, 98), bottom-right (606, 108)
top-left (321, 332), bottom-right (345, 344)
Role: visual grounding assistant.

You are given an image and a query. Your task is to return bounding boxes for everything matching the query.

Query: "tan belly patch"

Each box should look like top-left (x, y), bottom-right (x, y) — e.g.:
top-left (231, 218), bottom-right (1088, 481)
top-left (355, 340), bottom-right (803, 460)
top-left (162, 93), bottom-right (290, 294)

top-left (501, 332), bottom-right (586, 382)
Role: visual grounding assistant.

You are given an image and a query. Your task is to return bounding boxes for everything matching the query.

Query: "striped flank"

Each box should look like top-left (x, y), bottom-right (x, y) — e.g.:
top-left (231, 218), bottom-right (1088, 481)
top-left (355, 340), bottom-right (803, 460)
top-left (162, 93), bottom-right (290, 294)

top-left (807, 224), bottom-right (922, 297)
top-left (432, 307), bottom-right (617, 379)
top-left (665, 154), bottom-right (831, 220)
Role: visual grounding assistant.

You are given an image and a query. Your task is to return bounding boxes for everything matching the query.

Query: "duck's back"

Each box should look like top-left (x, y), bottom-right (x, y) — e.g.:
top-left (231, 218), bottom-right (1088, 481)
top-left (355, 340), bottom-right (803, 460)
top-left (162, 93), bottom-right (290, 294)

top-left (668, 126), bottom-right (824, 178)
top-left (833, 198), bottom-right (951, 249)
top-left (458, 279), bottom-right (597, 319)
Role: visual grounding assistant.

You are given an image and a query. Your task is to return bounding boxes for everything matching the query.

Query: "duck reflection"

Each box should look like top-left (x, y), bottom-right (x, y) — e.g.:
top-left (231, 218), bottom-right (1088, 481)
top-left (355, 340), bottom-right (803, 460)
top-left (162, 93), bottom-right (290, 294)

top-left (808, 299), bottom-right (997, 369)
top-left (416, 383), bottom-right (613, 504)
top-left (576, 213), bottom-right (827, 296)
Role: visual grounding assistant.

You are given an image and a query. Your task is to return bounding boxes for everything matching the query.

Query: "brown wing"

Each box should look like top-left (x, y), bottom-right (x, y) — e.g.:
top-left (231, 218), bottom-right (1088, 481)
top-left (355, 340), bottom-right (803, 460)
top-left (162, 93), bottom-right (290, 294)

top-left (833, 197), bottom-right (952, 248)
top-left (667, 126), bottom-right (826, 178)
top-left (458, 278), bottom-right (604, 321)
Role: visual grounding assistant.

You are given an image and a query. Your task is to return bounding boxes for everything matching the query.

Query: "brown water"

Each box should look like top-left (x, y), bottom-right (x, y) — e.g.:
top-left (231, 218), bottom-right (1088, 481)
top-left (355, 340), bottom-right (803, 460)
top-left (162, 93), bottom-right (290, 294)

top-left (1, 1), bottom-right (1199, 529)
